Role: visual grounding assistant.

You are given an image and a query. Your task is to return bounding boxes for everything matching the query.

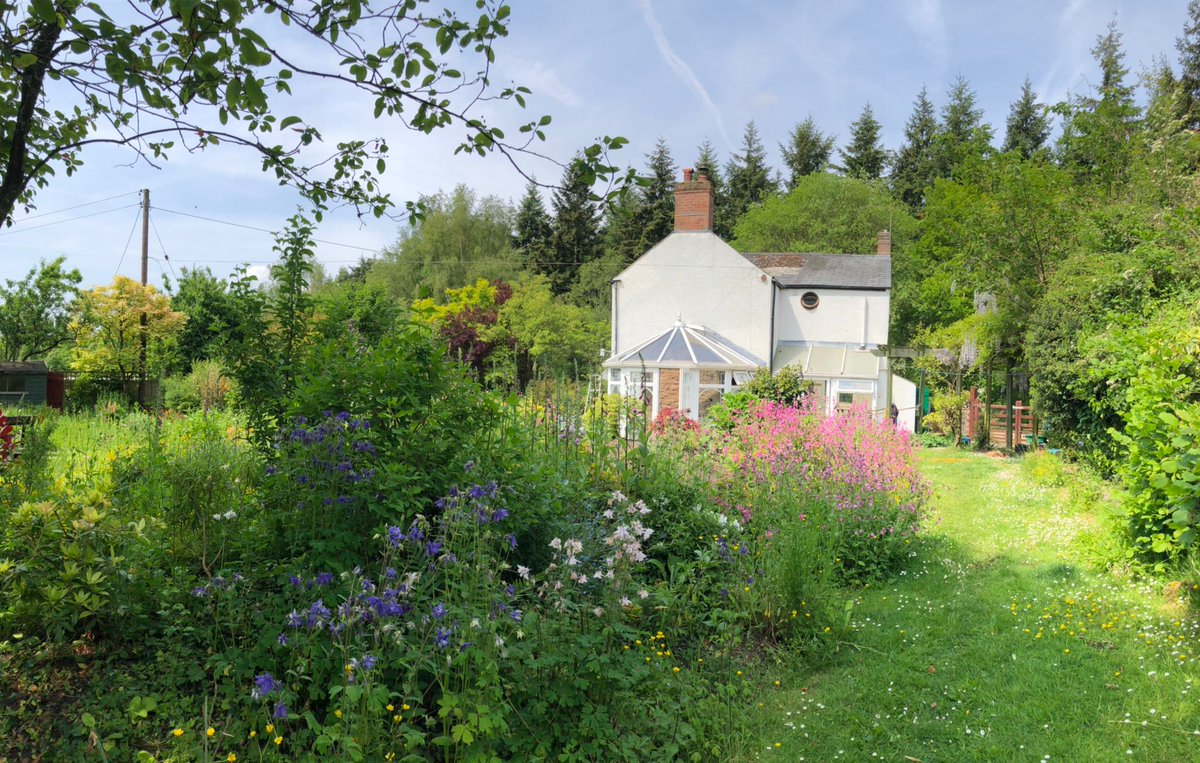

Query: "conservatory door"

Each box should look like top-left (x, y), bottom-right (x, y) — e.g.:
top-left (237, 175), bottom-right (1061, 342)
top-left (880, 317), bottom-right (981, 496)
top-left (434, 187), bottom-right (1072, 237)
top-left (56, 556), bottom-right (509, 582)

top-left (680, 370), bottom-right (699, 420)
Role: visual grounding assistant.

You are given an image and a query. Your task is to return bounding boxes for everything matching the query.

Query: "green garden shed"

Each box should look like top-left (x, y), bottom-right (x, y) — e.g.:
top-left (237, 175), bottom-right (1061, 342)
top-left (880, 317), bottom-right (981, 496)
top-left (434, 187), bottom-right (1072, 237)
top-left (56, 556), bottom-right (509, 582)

top-left (0, 361), bottom-right (49, 406)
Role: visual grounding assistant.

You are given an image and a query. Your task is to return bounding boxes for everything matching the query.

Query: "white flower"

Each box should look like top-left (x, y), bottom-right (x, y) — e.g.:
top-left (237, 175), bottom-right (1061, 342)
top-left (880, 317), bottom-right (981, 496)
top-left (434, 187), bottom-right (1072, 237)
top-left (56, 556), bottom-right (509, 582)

top-left (619, 596), bottom-right (631, 607)
top-left (638, 589), bottom-right (650, 599)
top-left (212, 513), bottom-right (222, 521)
top-left (222, 510), bottom-right (237, 520)
top-left (517, 565), bottom-right (530, 580)
top-left (470, 618), bottom-right (481, 629)
top-left (593, 606), bottom-right (604, 617)
top-left (602, 509), bottom-right (615, 520)
top-left (549, 537), bottom-right (562, 550)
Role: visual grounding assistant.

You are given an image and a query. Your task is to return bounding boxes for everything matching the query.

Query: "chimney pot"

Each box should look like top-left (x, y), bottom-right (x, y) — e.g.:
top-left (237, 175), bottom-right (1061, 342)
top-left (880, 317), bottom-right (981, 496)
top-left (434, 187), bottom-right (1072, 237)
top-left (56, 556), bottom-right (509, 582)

top-left (682, 167), bottom-right (694, 182)
top-left (876, 229), bottom-right (892, 256)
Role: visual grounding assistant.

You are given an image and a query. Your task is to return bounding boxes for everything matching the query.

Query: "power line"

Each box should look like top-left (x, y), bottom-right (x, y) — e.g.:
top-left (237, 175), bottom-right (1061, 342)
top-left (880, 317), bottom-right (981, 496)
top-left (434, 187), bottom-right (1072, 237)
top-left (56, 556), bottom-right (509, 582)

top-left (149, 217), bottom-right (179, 283)
top-left (4, 191), bottom-right (139, 225)
top-left (154, 206), bottom-right (392, 252)
top-left (114, 207), bottom-right (143, 278)
top-left (0, 203), bottom-right (140, 236)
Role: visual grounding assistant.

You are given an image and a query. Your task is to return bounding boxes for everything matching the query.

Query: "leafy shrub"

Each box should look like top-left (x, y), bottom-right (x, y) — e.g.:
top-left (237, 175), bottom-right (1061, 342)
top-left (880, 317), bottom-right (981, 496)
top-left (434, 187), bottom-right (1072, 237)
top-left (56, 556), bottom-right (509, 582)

top-left (1022, 450), bottom-right (1069, 487)
top-left (0, 480), bottom-right (155, 642)
top-left (740, 365), bottom-right (811, 406)
top-left (922, 390), bottom-right (968, 444)
top-left (163, 360), bottom-right (236, 412)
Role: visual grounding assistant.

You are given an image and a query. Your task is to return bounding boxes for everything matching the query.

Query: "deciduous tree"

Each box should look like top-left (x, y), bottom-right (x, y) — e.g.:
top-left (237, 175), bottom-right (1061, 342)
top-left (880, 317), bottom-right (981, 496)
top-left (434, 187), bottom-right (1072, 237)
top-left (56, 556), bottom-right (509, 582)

top-left (0, 256), bottom-right (81, 360)
top-left (0, 1), bottom-right (626, 226)
top-left (70, 276), bottom-right (186, 380)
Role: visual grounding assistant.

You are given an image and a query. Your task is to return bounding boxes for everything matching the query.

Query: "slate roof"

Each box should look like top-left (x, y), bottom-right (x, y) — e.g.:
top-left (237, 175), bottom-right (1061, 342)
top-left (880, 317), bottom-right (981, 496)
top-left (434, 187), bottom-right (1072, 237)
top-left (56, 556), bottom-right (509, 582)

top-left (741, 252), bottom-right (891, 290)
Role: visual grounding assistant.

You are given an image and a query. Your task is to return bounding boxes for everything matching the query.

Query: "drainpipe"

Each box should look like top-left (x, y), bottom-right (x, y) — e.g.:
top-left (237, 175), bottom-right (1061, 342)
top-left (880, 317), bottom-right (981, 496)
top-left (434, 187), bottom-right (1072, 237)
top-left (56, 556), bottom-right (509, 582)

top-left (610, 278), bottom-right (620, 355)
top-left (768, 280), bottom-right (777, 373)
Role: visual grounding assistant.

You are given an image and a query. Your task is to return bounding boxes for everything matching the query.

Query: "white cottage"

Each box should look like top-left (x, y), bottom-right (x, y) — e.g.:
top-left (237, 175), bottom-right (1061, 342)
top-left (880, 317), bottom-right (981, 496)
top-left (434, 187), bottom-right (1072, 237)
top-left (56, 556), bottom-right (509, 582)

top-left (604, 167), bottom-right (916, 429)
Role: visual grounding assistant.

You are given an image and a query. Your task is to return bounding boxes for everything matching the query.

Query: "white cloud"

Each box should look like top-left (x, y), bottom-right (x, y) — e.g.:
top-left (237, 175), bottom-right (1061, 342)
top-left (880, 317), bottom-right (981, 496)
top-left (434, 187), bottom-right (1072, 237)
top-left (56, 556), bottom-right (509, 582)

top-left (506, 58), bottom-right (582, 108)
top-left (632, 0), bottom-right (731, 147)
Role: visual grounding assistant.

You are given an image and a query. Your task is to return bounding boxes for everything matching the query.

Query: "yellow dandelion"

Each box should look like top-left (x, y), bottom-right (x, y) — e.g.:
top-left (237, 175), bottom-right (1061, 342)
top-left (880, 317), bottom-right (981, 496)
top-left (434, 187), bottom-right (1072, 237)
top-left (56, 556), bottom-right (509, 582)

top-left (402, 704), bottom-right (411, 711)
top-left (171, 728), bottom-right (184, 738)
top-left (335, 709), bottom-right (343, 718)
top-left (386, 704), bottom-right (394, 712)
top-left (249, 729), bottom-right (257, 738)
top-left (227, 755), bottom-right (237, 763)
top-left (207, 727), bottom-right (216, 738)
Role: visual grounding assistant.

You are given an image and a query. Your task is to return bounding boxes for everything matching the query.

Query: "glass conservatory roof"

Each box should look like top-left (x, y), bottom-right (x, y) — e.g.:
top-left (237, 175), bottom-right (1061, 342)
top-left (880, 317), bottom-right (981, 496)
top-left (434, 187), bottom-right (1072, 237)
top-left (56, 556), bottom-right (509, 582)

top-left (773, 343), bottom-right (882, 379)
top-left (606, 321), bottom-right (763, 370)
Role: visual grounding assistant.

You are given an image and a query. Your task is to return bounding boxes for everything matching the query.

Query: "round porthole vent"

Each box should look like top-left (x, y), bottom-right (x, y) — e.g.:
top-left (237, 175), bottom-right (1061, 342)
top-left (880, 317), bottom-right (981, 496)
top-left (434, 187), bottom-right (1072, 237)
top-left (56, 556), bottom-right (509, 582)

top-left (800, 291), bottom-right (820, 310)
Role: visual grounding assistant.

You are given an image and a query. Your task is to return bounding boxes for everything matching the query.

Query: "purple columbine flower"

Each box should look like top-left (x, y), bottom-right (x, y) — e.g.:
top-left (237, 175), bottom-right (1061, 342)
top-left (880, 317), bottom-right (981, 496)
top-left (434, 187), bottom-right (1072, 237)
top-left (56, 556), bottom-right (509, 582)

top-left (387, 526), bottom-right (404, 547)
top-left (406, 526), bottom-right (425, 543)
top-left (361, 654), bottom-right (376, 670)
top-left (491, 509), bottom-right (509, 523)
top-left (286, 610), bottom-right (304, 628)
top-left (425, 541), bottom-right (443, 557)
top-left (464, 460), bottom-right (476, 473)
top-left (277, 633), bottom-right (289, 646)
top-left (431, 603), bottom-right (447, 620)
top-left (384, 567), bottom-right (397, 580)
top-left (434, 627), bottom-right (452, 649)
top-left (273, 701), bottom-right (289, 720)
top-left (315, 572), bottom-right (334, 586)
top-left (288, 574), bottom-right (303, 587)
top-left (509, 609), bottom-right (523, 622)
top-left (505, 533), bottom-right (518, 550)
top-left (252, 673), bottom-right (280, 700)
top-left (468, 484), bottom-right (487, 500)
top-left (192, 586), bottom-right (209, 598)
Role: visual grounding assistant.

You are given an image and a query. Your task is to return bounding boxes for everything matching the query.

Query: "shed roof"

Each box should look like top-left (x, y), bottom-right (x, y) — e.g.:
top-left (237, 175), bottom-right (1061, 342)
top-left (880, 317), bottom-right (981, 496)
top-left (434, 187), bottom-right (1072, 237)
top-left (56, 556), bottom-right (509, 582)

top-left (605, 321), bottom-right (764, 370)
top-left (0, 361), bottom-right (49, 374)
top-left (741, 252), bottom-right (891, 290)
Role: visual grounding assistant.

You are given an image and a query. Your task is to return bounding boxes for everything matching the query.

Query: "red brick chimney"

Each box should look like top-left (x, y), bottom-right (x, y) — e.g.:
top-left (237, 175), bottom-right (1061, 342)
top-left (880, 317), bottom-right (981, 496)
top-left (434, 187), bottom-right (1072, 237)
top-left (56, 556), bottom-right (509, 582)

top-left (876, 229), bottom-right (892, 255)
top-left (674, 167), bottom-right (714, 232)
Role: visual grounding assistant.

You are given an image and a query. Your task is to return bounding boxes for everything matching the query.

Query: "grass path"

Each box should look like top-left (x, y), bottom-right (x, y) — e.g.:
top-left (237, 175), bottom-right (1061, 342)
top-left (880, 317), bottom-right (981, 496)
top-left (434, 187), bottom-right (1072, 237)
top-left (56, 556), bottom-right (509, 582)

top-left (753, 450), bottom-right (1200, 762)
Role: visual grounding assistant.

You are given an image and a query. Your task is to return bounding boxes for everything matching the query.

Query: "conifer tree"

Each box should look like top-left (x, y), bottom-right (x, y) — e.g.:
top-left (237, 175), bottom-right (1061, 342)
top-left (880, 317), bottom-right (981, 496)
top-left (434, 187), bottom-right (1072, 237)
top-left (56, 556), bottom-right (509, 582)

top-left (1056, 19), bottom-right (1140, 191)
top-left (696, 138), bottom-right (734, 238)
top-left (513, 180), bottom-right (553, 270)
top-left (780, 115), bottom-right (836, 188)
top-left (725, 121), bottom-right (778, 227)
top-left (1003, 78), bottom-right (1052, 158)
top-left (546, 157), bottom-right (601, 295)
top-left (839, 103), bottom-right (888, 180)
top-left (935, 75), bottom-right (993, 176)
top-left (1176, 0), bottom-right (1200, 129)
top-left (891, 87), bottom-right (939, 210)
top-left (631, 138), bottom-right (678, 253)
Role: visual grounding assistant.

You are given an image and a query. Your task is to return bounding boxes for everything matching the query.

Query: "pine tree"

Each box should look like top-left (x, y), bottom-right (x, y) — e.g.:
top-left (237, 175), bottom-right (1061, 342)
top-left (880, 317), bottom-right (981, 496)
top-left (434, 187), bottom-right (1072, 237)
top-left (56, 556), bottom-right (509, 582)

top-left (696, 138), bottom-right (734, 238)
top-left (1057, 19), bottom-right (1141, 191)
top-left (780, 115), bottom-right (835, 188)
top-left (839, 103), bottom-right (888, 180)
top-left (513, 180), bottom-right (552, 268)
top-left (725, 121), bottom-right (778, 227)
top-left (891, 87), bottom-right (939, 210)
top-left (935, 75), bottom-right (993, 177)
top-left (547, 157), bottom-right (601, 295)
top-left (1176, 0), bottom-right (1200, 129)
top-left (1002, 78), bottom-right (1051, 158)
top-left (631, 138), bottom-right (677, 252)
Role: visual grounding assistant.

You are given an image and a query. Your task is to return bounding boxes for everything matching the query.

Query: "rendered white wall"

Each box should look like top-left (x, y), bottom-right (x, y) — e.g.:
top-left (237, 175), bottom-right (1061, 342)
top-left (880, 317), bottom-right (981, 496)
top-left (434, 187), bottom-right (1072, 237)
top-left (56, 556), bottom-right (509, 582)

top-left (612, 232), bottom-right (773, 362)
top-left (775, 288), bottom-right (890, 347)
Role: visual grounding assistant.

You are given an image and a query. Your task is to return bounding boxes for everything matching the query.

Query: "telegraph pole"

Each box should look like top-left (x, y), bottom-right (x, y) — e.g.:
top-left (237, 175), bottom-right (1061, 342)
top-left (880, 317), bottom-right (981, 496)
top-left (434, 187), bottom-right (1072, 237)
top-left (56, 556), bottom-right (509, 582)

top-left (139, 189), bottom-right (149, 407)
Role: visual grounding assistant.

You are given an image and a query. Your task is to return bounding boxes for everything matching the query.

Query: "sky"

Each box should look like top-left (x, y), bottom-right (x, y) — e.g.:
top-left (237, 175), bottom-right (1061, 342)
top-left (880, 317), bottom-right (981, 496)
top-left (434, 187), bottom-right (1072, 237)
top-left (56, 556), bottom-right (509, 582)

top-left (0, 0), bottom-right (1191, 291)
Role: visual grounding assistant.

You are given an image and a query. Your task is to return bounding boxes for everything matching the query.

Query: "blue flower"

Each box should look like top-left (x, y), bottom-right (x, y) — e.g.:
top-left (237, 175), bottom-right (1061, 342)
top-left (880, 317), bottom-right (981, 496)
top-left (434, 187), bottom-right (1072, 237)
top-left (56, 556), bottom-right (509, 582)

top-left (335, 411), bottom-right (351, 423)
top-left (288, 574), bottom-right (302, 587)
top-left (463, 460), bottom-right (475, 473)
top-left (434, 627), bottom-right (452, 649)
top-left (277, 634), bottom-right (289, 646)
top-left (425, 541), bottom-right (443, 557)
top-left (361, 578), bottom-right (375, 593)
top-left (505, 533), bottom-right (517, 549)
top-left (307, 599), bottom-right (331, 628)
top-left (509, 609), bottom-right (523, 622)
top-left (387, 526), bottom-right (404, 547)
top-left (252, 673), bottom-right (280, 700)
top-left (384, 567), bottom-right (397, 580)
top-left (273, 701), bottom-right (289, 720)
top-left (315, 572), bottom-right (334, 586)
top-left (361, 654), bottom-right (376, 670)
top-left (468, 484), bottom-right (487, 500)
top-left (431, 603), bottom-right (447, 620)
top-left (405, 526), bottom-right (425, 543)
top-left (491, 509), bottom-right (510, 523)
top-left (286, 610), bottom-right (304, 628)
top-left (192, 586), bottom-right (209, 598)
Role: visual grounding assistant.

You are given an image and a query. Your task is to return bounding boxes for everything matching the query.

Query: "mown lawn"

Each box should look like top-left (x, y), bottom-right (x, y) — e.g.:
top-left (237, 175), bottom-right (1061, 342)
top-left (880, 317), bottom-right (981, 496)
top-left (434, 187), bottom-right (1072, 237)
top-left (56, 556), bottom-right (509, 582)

top-left (751, 449), bottom-right (1200, 762)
